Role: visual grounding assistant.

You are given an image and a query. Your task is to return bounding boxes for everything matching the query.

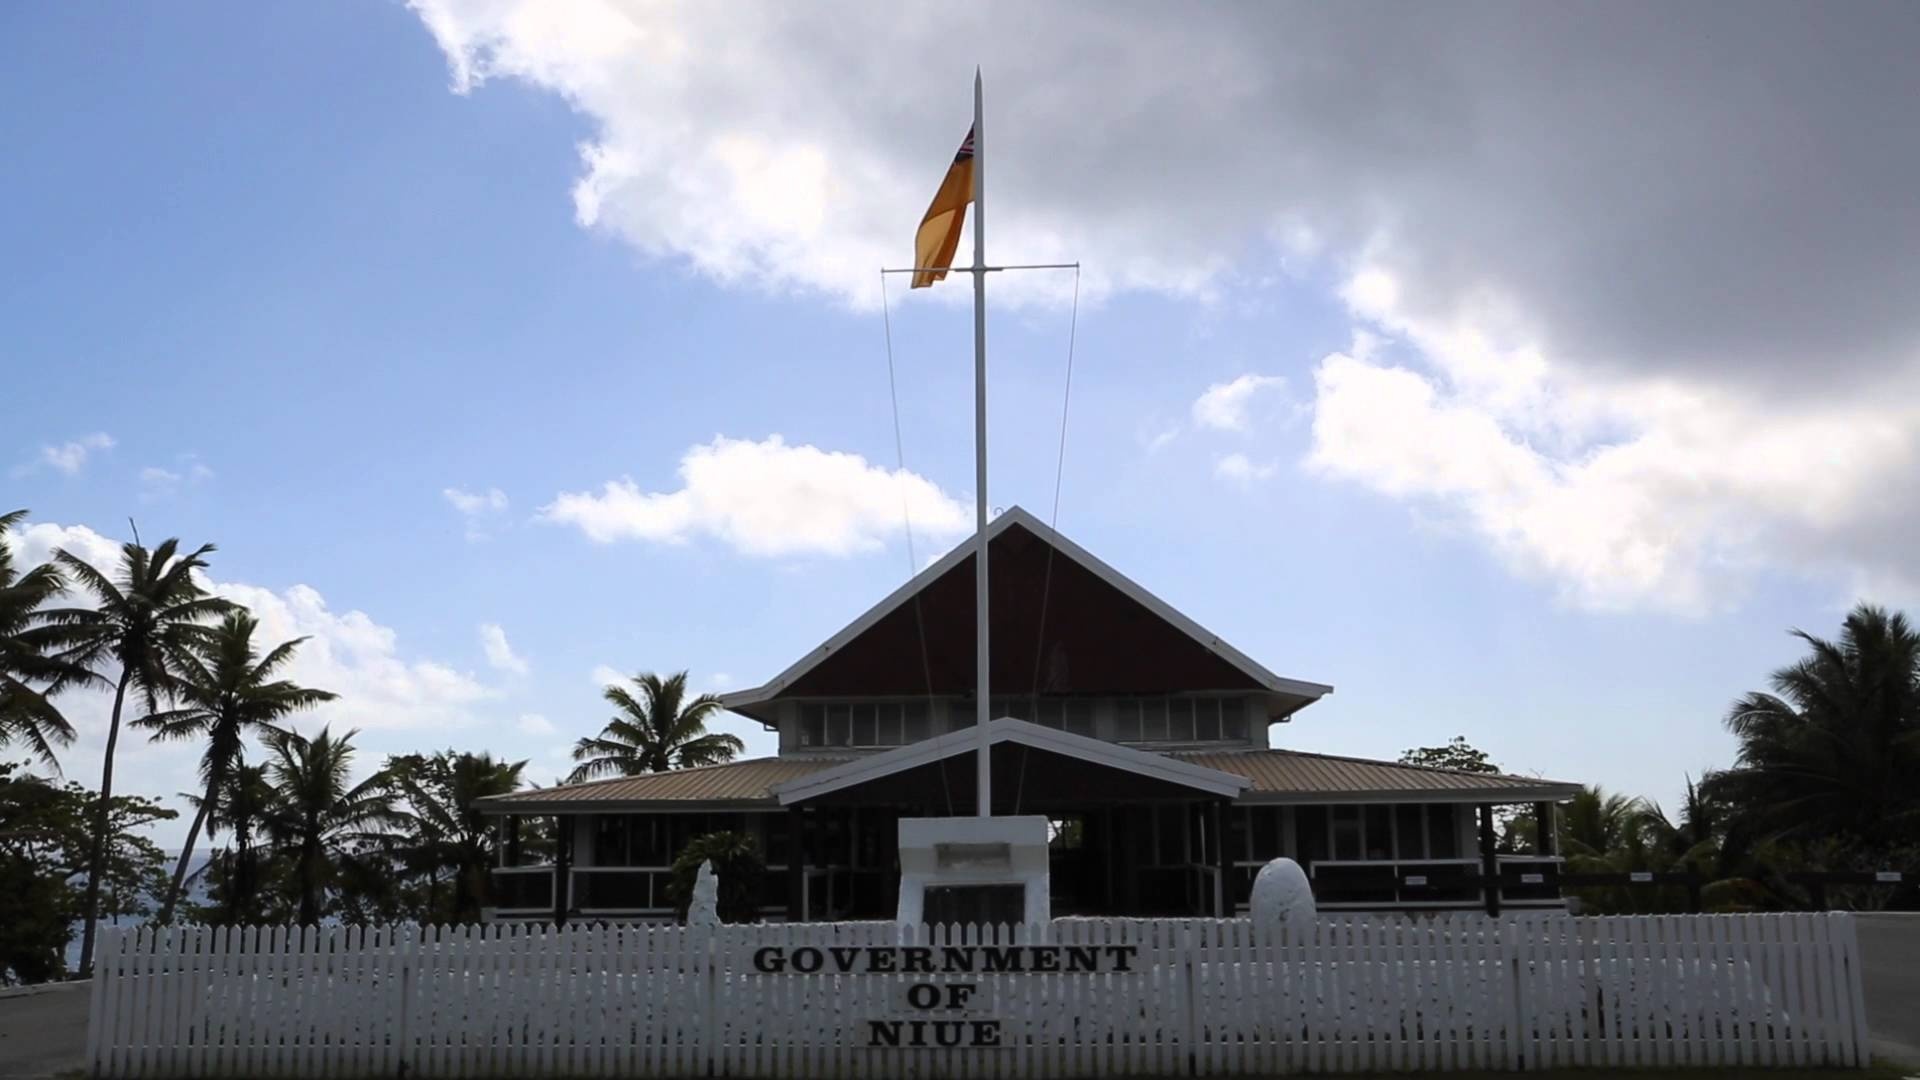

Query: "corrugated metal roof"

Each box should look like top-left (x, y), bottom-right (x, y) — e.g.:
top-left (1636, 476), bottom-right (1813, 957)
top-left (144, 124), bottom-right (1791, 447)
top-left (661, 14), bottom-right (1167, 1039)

top-left (475, 748), bottom-right (1578, 812)
top-left (473, 757), bottom-right (844, 811)
top-left (1180, 749), bottom-right (1580, 802)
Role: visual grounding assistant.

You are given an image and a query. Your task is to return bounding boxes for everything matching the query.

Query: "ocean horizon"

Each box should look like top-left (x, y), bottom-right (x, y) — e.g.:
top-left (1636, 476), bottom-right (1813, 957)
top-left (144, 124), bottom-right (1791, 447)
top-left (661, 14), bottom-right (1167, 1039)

top-left (64, 851), bottom-right (213, 971)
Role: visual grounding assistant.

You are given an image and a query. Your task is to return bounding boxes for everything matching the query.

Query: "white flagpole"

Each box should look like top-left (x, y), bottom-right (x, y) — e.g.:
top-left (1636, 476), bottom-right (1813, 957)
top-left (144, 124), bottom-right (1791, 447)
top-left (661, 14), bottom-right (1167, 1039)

top-left (970, 69), bottom-right (992, 817)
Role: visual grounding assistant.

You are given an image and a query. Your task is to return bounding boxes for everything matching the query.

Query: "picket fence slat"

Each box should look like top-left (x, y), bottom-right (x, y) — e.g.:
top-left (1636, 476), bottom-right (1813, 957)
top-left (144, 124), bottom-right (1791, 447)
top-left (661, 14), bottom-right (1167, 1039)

top-left (83, 912), bottom-right (1870, 1078)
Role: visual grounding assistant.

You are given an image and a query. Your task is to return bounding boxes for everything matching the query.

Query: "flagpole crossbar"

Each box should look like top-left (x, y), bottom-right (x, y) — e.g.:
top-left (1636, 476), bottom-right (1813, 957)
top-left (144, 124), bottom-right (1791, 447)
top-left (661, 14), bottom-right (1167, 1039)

top-left (880, 262), bottom-right (1079, 275)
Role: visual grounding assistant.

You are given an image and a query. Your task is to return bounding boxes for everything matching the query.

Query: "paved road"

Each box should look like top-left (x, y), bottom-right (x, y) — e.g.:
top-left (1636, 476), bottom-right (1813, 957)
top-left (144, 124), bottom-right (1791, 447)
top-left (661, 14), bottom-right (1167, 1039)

top-left (1858, 913), bottom-right (1920, 1067)
top-left (0, 983), bottom-right (87, 1080)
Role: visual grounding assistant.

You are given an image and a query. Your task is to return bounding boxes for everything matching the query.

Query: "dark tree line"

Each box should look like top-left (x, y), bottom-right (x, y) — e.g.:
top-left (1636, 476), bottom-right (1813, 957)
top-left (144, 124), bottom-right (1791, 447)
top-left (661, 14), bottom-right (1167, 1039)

top-left (4, 507), bottom-right (754, 983)
top-left (1408, 605), bottom-right (1920, 913)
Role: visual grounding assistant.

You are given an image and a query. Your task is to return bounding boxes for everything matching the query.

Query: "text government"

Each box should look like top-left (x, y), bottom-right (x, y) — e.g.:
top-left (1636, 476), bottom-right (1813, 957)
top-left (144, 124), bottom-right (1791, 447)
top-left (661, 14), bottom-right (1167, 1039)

top-left (750, 943), bottom-right (1140, 976)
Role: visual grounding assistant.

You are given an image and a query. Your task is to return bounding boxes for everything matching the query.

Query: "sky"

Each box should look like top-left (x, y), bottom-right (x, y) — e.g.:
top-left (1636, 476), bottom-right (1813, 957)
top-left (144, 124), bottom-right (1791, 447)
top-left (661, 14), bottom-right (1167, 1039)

top-left (4, 3), bottom-right (1918, 847)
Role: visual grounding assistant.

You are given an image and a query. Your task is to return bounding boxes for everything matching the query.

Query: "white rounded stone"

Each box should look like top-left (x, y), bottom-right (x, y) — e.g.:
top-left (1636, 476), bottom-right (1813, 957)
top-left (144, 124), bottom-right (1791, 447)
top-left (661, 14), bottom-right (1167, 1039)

top-left (1249, 857), bottom-right (1316, 932)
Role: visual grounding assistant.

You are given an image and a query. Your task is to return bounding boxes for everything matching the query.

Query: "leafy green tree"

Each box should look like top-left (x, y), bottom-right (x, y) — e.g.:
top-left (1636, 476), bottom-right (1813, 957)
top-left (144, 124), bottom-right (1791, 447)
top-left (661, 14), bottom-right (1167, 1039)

top-left (1705, 604), bottom-right (1920, 848)
top-left (0, 762), bottom-right (174, 984)
top-left (264, 727), bottom-right (393, 925)
top-left (137, 611), bottom-right (336, 923)
top-left (568, 671), bottom-right (744, 782)
top-left (1400, 737), bottom-right (1542, 850)
top-left (0, 510), bottom-right (92, 769)
top-left (39, 534), bottom-right (230, 974)
top-left (380, 750), bottom-right (527, 922)
top-left (665, 831), bottom-right (765, 924)
top-left (0, 761), bottom-right (83, 984)
top-left (1398, 736), bottom-right (1501, 775)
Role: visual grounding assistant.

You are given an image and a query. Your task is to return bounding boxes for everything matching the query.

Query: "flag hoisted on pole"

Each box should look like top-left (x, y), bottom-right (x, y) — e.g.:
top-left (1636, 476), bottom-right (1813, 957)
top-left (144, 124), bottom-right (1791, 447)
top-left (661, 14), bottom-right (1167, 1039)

top-left (909, 71), bottom-right (995, 816)
top-left (910, 125), bottom-right (975, 290)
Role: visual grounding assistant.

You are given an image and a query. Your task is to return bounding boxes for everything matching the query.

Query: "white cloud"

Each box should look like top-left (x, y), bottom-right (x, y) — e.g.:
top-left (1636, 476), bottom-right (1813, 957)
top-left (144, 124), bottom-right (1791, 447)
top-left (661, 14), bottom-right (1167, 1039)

top-left (407, 2), bottom-right (1920, 608)
top-left (1307, 292), bottom-right (1920, 613)
top-left (15, 433), bottom-right (114, 477)
top-left (443, 486), bottom-right (509, 540)
top-left (2, 519), bottom-right (503, 840)
top-left (7, 522), bottom-right (497, 734)
top-left (1214, 453), bottom-right (1277, 485)
top-left (478, 622), bottom-right (529, 675)
top-left (590, 665), bottom-right (626, 689)
top-left (1193, 374), bottom-right (1289, 433)
top-left (516, 713), bottom-right (556, 736)
top-left (707, 672), bottom-right (735, 690)
top-left (444, 486), bottom-right (508, 515)
top-left (541, 434), bottom-right (971, 557)
top-left (138, 457), bottom-right (214, 501)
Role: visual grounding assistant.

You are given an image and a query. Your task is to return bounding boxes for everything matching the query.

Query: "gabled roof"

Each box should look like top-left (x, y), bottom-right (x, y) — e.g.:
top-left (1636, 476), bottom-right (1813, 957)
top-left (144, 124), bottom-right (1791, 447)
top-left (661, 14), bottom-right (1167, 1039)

top-left (471, 757), bottom-right (844, 814)
top-left (469, 742), bottom-right (1581, 813)
top-left (718, 506), bottom-right (1332, 722)
top-left (1179, 749), bottom-right (1583, 805)
top-left (771, 717), bottom-right (1253, 805)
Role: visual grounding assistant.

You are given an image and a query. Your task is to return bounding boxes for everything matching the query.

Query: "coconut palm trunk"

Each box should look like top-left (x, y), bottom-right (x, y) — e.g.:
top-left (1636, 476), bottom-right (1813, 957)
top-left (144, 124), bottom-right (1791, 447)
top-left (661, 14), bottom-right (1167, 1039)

top-left (44, 535), bottom-right (230, 976)
top-left (159, 767), bottom-right (220, 924)
top-left (77, 667), bottom-right (132, 977)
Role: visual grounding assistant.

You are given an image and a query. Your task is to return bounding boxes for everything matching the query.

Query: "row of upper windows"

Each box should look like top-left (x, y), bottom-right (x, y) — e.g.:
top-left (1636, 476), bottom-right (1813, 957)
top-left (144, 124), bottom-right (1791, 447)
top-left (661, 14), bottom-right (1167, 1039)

top-left (796, 696), bottom-right (1252, 748)
top-left (798, 702), bottom-right (934, 748)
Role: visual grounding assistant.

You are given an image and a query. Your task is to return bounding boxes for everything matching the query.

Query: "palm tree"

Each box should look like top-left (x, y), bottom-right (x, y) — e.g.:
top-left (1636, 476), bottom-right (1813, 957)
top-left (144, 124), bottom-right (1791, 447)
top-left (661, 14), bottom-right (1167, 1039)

top-left (1705, 604), bottom-right (1920, 846)
top-left (137, 611), bottom-right (337, 923)
top-left (264, 727), bottom-right (393, 925)
top-left (39, 535), bottom-right (230, 975)
top-left (567, 671), bottom-right (744, 782)
top-left (1558, 785), bottom-right (1654, 860)
top-left (382, 751), bottom-right (527, 921)
top-left (0, 510), bottom-right (94, 768)
top-left (193, 763), bottom-right (282, 924)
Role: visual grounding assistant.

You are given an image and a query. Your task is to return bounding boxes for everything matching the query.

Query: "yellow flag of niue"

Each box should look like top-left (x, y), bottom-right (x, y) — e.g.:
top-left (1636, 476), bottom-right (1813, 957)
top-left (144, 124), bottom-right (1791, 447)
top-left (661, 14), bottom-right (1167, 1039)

top-left (911, 127), bottom-right (976, 289)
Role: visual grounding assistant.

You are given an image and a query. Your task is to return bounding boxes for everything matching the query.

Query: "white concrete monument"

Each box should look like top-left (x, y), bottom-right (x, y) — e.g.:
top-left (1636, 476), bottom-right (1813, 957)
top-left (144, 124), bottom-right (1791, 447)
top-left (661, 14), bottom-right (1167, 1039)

top-left (1249, 857), bottom-right (1317, 932)
top-left (687, 858), bottom-right (721, 928)
top-left (896, 815), bottom-right (1052, 927)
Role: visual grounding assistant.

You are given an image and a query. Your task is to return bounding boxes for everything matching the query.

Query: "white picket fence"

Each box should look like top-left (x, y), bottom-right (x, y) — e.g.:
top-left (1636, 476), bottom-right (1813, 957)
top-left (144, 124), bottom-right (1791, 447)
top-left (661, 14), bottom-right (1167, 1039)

top-left (87, 912), bottom-right (1872, 1078)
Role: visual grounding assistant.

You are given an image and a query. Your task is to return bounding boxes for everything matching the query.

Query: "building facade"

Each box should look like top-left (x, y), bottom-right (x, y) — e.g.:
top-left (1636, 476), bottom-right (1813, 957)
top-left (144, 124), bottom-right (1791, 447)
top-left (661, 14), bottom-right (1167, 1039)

top-left (477, 508), bottom-right (1579, 923)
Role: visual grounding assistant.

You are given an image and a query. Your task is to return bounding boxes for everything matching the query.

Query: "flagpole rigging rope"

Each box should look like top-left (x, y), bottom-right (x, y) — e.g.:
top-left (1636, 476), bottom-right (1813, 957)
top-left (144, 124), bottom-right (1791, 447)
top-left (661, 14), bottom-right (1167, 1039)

top-left (1019, 264), bottom-right (1081, 816)
top-left (879, 270), bottom-right (952, 817)
top-left (880, 262), bottom-right (1081, 818)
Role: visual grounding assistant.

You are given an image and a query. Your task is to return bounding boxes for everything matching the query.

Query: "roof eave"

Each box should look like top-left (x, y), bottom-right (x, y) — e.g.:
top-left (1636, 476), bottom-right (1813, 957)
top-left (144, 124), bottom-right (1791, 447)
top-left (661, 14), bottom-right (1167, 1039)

top-left (717, 507), bottom-right (1333, 712)
top-left (1233, 782), bottom-right (1586, 806)
top-left (473, 797), bottom-right (779, 816)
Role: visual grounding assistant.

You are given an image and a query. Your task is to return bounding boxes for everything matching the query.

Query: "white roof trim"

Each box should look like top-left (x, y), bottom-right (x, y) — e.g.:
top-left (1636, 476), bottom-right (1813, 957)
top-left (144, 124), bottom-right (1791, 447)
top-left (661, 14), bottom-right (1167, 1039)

top-left (719, 506), bottom-right (1333, 714)
top-left (772, 716), bottom-right (1252, 805)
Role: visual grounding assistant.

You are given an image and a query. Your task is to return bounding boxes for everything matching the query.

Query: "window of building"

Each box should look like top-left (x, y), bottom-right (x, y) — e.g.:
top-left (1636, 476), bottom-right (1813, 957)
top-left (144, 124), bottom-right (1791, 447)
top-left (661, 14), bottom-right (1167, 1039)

top-left (592, 815), bottom-right (673, 866)
top-left (1426, 804), bottom-right (1460, 859)
top-left (1394, 804), bottom-right (1425, 859)
top-left (1113, 697), bottom-right (1250, 743)
top-left (994, 697), bottom-right (1094, 737)
top-left (1330, 806), bottom-right (1363, 860)
top-left (904, 702), bottom-right (932, 742)
top-left (1248, 806), bottom-right (1284, 860)
top-left (799, 701), bottom-right (934, 747)
top-left (1364, 806), bottom-right (1393, 860)
top-left (1155, 804), bottom-right (1188, 865)
top-left (1167, 698), bottom-right (1196, 741)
